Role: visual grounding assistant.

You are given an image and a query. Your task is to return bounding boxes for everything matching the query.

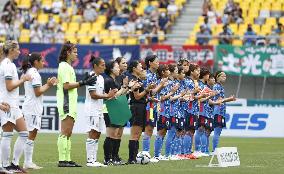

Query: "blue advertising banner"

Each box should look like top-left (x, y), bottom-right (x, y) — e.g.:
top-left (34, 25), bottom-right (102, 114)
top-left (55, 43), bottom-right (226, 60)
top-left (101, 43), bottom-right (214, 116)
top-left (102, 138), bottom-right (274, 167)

top-left (17, 43), bottom-right (140, 76)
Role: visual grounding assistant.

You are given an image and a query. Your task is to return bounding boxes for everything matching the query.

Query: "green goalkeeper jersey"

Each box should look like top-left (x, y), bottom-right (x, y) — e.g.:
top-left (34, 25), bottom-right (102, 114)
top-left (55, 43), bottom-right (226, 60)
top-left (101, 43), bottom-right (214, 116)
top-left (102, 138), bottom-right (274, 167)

top-left (56, 61), bottom-right (78, 120)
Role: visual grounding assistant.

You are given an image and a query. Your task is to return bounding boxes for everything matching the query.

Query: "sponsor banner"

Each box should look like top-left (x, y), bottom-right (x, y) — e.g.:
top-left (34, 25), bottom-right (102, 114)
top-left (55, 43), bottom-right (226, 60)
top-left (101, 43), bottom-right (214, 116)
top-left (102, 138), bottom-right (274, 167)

top-left (222, 106), bottom-right (284, 137)
top-left (15, 97), bottom-right (284, 137)
top-left (217, 45), bottom-right (284, 77)
top-left (140, 45), bottom-right (214, 68)
top-left (17, 43), bottom-right (140, 76)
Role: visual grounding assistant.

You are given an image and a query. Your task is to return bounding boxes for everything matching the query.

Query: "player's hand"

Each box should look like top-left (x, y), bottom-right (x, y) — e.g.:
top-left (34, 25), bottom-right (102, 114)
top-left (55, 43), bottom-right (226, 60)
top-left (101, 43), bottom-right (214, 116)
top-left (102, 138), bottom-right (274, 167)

top-left (47, 77), bottom-right (58, 86)
top-left (194, 87), bottom-right (201, 93)
top-left (171, 83), bottom-right (180, 93)
top-left (230, 95), bottom-right (237, 101)
top-left (161, 78), bottom-right (168, 87)
top-left (107, 88), bottom-right (118, 99)
top-left (0, 102), bottom-right (10, 112)
top-left (79, 73), bottom-right (97, 86)
top-left (122, 76), bottom-right (129, 86)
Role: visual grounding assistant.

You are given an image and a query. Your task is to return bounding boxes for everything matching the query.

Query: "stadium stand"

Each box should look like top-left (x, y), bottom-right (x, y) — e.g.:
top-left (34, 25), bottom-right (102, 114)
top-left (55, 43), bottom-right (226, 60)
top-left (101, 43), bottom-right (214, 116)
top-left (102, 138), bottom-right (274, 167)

top-left (0, 0), bottom-right (186, 45)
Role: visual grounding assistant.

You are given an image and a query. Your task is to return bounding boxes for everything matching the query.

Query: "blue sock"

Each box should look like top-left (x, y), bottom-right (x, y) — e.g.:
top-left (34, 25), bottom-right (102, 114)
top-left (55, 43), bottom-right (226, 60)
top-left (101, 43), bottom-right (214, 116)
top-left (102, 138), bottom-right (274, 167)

top-left (165, 127), bottom-right (176, 157)
top-left (172, 136), bottom-right (179, 155)
top-left (177, 136), bottom-right (182, 155)
top-left (200, 133), bottom-right (207, 153)
top-left (181, 135), bottom-right (185, 154)
top-left (154, 135), bottom-right (163, 157)
top-left (213, 127), bottom-right (222, 151)
top-left (183, 134), bottom-right (191, 154)
top-left (195, 129), bottom-right (204, 151)
top-left (205, 135), bottom-right (210, 153)
top-left (143, 134), bottom-right (151, 152)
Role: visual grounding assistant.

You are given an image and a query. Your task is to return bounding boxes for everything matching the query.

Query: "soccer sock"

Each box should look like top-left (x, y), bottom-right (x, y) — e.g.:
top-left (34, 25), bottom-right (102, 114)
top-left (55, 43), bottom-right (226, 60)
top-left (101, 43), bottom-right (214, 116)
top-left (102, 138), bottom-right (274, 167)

top-left (213, 127), bottom-right (222, 151)
top-left (177, 136), bottom-right (182, 155)
top-left (93, 139), bottom-right (99, 162)
top-left (1, 132), bottom-right (13, 167)
top-left (200, 133), bottom-right (207, 153)
top-left (12, 131), bottom-right (28, 165)
top-left (142, 134), bottom-right (150, 152)
top-left (194, 129), bottom-right (203, 151)
top-left (66, 138), bottom-right (72, 161)
top-left (86, 138), bottom-right (96, 163)
top-left (135, 140), bottom-right (139, 159)
top-left (112, 139), bottom-right (121, 161)
top-left (128, 140), bottom-right (136, 162)
top-left (57, 134), bottom-right (68, 162)
top-left (103, 137), bottom-right (113, 162)
top-left (183, 134), bottom-right (191, 155)
top-left (24, 139), bottom-right (34, 164)
top-left (206, 135), bottom-right (210, 153)
top-left (165, 127), bottom-right (175, 157)
top-left (181, 135), bottom-right (185, 155)
top-left (154, 135), bottom-right (163, 157)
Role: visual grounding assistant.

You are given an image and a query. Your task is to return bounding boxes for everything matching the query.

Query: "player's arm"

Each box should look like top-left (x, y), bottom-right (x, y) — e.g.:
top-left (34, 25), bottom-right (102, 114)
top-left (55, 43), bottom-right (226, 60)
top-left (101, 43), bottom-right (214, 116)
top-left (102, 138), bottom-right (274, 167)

top-left (0, 102), bottom-right (10, 112)
top-left (221, 95), bottom-right (236, 103)
top-left (151, 78), bottom-right (167, 95)
top-left (34, 77), bottom-right (57, 97)
top-left (89, 89), bottom-right (117, 100)
top-left (133, 82), bottom-right (153, 100)
top-left (5, 74), bottom-right (31, 92)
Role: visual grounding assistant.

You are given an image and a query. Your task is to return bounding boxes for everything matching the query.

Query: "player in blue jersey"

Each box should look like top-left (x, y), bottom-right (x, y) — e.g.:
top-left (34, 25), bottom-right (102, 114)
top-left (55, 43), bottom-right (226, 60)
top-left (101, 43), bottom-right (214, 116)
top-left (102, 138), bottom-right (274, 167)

top-left (212, 71), bottom-right (236, 152)
top-left (153, 64), bottom-right (179, 160)
top-left (143, 55), bottom-right (167, 163)
top-left (183, 64), bottom-right (208, 159)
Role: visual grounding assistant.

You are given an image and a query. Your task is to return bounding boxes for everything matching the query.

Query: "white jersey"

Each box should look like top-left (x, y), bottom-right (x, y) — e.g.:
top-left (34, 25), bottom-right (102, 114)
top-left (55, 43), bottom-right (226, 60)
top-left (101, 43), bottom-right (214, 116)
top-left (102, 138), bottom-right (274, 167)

top-left (84, 72), bottom-right (104, 116)
top-left (0, 58), bottom-right (19, 107)
top-left (22, 67), bottom-right (43, 116)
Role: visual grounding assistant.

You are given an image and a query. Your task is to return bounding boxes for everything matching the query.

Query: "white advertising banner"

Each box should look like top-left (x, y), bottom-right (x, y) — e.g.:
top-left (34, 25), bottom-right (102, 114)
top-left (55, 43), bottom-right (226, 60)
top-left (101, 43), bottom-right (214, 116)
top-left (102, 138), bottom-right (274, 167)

top-left (15, 97), bottom-right (284, 137)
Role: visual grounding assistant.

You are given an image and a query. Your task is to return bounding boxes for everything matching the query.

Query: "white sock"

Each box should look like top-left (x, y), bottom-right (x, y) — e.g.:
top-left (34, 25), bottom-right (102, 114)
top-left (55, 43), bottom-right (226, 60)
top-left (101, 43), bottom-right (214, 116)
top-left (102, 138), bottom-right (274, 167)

top-left (24, 139), bottom-right (34, 164)
top-left (93, 139), bottom-right (99, 162)
top-left (1, 132), bottom-right (13, 167)
top-left (12, 131), bottom-right (28, 165)
top-left (0, 132), bottom-right (2, 168)
top-left (86, 138), bottom-right (95, 163)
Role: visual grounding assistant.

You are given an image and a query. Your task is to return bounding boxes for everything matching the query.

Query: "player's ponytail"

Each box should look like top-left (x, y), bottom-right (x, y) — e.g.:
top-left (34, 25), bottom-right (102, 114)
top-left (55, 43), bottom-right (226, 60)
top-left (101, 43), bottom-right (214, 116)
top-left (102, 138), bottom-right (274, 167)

top-left (21, 52), bottom-right (42, 73)
top-left (89, 55), bottom-right (103, 68)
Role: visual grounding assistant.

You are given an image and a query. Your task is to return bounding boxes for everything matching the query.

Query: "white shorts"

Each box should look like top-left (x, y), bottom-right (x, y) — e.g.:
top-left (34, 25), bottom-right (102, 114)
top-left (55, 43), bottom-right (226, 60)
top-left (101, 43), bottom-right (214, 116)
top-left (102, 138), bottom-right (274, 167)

top-left (0, 107), bottom-right (23, 126)
top-left (86, 114), bottom-right (105, 133)
top-left (24, 114), bottom-right (41, 131)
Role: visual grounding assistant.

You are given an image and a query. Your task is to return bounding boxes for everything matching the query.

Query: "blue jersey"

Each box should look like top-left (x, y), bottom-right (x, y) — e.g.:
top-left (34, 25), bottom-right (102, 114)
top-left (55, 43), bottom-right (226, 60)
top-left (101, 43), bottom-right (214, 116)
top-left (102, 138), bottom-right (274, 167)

top-left (198, 80), bottom-right (209, 118)
top-left (212, 83), bottom-right (226, 116)
top-left (181, 78), bottom-right (190, 112)
top-left (159, 79), bottom-right (174, 118)
top-left (207, 85), bottom-right (214, 119)
top-left (185, 78), bottom-right (199, 116)
top-left (170, 79), bottom-right (186, 118)
top-left (144, 69), bottom-right (158, 111)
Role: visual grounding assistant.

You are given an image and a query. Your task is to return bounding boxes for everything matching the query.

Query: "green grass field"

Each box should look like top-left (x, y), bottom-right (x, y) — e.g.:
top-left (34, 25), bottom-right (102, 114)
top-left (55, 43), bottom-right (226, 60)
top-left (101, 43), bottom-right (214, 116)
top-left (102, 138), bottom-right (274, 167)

top-left (14, 134), bottom-right (284, 174)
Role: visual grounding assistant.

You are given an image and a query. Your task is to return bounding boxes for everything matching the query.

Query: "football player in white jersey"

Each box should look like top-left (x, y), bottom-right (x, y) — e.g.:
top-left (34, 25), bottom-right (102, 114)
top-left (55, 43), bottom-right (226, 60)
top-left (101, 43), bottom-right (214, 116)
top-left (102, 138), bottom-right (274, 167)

top-left (0, 40), bottom-right (31, 173)
top-left (85, 56), bottom-right (117, 167)
top-left (21, 52), bottom-right (57, 170)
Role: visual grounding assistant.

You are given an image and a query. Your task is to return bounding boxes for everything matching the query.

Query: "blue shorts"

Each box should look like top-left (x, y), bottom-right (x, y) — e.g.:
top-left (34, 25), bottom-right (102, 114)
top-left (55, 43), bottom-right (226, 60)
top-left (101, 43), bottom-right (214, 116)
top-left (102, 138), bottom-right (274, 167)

top-left (157, 115), bottom-right (171, 131)
top-left (214, 115), bottom-right (226, 128)
top-left (184, 113), bottom-right (198, 131)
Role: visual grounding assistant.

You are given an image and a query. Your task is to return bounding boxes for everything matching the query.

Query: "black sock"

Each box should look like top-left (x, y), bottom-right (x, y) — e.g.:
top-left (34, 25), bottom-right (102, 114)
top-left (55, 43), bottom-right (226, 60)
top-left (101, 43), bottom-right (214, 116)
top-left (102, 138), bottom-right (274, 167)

top-left (112, 139), bottom-right (121, 161)
top-left (104, 137), bottom-right (113, 162)
top-left (128, 140), bottom-right (136, 162)
top-left (134, 140), bottom-right (139, 160)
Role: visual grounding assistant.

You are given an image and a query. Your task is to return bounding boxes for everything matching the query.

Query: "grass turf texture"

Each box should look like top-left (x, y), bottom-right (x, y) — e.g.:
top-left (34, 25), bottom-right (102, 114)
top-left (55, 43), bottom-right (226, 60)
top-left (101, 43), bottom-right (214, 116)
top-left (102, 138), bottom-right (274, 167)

top-left (14, 134), bottom-right (284, 174)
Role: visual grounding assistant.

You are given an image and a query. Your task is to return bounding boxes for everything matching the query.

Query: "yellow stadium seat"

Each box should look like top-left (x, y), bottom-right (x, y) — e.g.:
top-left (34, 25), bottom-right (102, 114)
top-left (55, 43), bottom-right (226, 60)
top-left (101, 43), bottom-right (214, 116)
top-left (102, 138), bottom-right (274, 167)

top-left (279, 17), bottom-right (284, 25)
top-left (0, 36), bottom-right (5, 42)
top-left (151, 1), bottom-right (159, 7)
top-left (19, 36), bottom-right (30, 43)
top-left (42, 0), bottom-right (52, 8)
top-left (77, 30), bottom-right (89, 40)
top-left (80, 22), bottom-right (91, 31)
top-left (266, 17), bottom-right (277, 26)
top-left (99, 30), bottom-right (110, 40)
top-left (21, 29), bottom-right (30, 36)
top-left (125, 38), bottom-right (138, 45)
top-left (261, 2), bottom-right (271, 10)
top-left (92, 22), bottom-right (104, 31)
top-left (53, 15), bottom-right (60, 23)
top-left (229, 24), bottom-right (238, 34)
top-left (114, 38), bottom-right (125, 45)
top-left (185, 39), bottom-right (195, 45)
top-left (232, 39), bottom-right (243, 46)
top-left (65, 36), bottom-right (77, 43)
top-left (209, 39), bottom-right (218, 46)
top-left (62, 22), bottom-right (68, 31)
top-left (38, 14), bottom-right (49, 24)
top-left (102, 38), bottom-right (113, 45)
top-left (136, 7), bottom-right (144, 16)
top-left (79, 38), bottom-right (91, 45)
top-left (72, 15), bottom-right (82, 22)
top-left (19, 0), bottom-right (31, 8)
top-left (158, 8), bottom-right (167, 13)
top-left (68, 22), bottom-right (79, 31)
top-left (110, 30), bottom-right (121, 39)
top-left (97, 15), bottom-right (107, 23)
top-left (261, 25), bottom-right (272, 34)
top-left (252, 24), bottom-right (260, 34)
top-left (158, 30), bottom-right (165, 42)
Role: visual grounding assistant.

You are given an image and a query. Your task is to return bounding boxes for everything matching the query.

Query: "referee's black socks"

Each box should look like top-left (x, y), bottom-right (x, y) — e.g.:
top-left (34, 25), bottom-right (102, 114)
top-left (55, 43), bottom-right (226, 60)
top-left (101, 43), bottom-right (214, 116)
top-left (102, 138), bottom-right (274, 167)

top-left (104, 137), bottom-right (113, 162)
top-left (128, 140), bottom-right (139, 162)
top-left (112, 139), bottom-right (121, 161)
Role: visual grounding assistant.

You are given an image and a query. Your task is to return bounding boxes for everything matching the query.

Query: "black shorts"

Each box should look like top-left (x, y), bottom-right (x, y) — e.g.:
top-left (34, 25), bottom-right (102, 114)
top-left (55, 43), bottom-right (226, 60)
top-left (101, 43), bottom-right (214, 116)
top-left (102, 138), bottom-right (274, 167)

top-left (170, 117), bottom-right (185, 131)
top-left (129, 103), bottom-right (146, 128)
top-left (157, 115), bottom-right (171, 131)
top-left (184, 113), bottom-right (198, 131)
top-left (103, 113), bottom-right (123, 128)
top-left (198, 115), bottom-right (207, 127)
top-left (214, 115), bottom-right (226, 128)
top-left (205, 118), bottom-right (214, 131)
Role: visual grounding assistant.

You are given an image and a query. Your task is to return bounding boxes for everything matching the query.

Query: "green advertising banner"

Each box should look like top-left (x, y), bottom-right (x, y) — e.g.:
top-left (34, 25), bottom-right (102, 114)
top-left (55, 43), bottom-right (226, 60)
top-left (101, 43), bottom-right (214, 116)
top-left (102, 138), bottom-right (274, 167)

top-left (216, 45), bottom-right (284, 77)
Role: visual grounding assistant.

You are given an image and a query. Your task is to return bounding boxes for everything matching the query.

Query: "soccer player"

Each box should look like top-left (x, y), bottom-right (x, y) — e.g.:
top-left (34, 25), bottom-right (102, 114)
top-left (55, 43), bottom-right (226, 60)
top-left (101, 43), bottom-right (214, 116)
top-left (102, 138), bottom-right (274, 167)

top-left (183, 64), bottom-right (207, 159)
top-left (153, 64), bottom-right (178, 160)
top-left (143, 55), bottom-right (166, 163)
top-left (103, 60), bottom-right (128, 165)
top-left (0, 40), bottom-right (31, 173)
top-left (127, 61), bottom-right (154, 164)
top-left (85, 56), bottom-right (117, 167)
top-left (57, 41), bottom-right (97, 167)
top-left (21, 52), bottom-right (57, 169)
top-left (212, 71), bottom-right (236, 152)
